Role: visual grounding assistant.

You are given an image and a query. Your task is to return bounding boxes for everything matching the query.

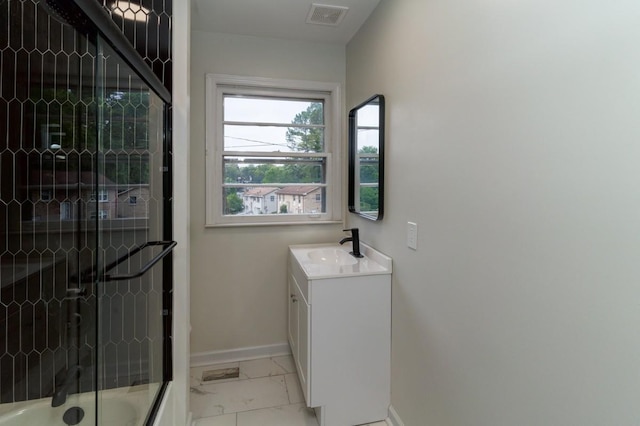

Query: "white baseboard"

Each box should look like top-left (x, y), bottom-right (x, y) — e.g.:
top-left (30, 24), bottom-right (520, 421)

top-left (190, 342), bottom-right (291, 367)
top-left (387, 405), bottom-right (405, 426)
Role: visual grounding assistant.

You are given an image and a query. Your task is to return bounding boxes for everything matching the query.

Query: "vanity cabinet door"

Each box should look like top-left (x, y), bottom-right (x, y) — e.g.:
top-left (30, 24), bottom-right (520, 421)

top-left (288, 271), bottom-right (311, 405)
top-left (298, 293), bottom-right (310, 400)
top-left (287, 273), bottom-right (298, 360)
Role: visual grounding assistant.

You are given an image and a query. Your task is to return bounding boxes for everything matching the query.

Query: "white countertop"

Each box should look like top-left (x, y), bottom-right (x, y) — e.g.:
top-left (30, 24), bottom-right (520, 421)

top-left (289, 243), bottom-right (392, 279)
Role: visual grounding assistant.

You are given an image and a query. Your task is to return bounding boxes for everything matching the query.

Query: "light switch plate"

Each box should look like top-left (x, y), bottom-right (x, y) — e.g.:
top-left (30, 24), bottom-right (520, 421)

top-left (407, 222), bottom-right (418, 250)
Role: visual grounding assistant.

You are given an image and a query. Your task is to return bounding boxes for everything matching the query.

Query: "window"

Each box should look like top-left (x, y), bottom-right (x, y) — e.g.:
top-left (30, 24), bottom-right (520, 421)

top-left (60, 202), bottom-right (72, 220)
top-left (90, 190), bottom-right (108, 202)
top-left (206, 75), bottom-right (342, 226)
top-left (89, 210), bottom-right (109, 220)
top-left (129, 196), bottom-right (137, 205)
top-left (41, 189), bottom-right (52, 201)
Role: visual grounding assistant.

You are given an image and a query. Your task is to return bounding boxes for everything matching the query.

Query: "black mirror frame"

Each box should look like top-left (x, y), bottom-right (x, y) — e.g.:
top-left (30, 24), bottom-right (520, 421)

top-left (348, 94), bottom-right (385, 221)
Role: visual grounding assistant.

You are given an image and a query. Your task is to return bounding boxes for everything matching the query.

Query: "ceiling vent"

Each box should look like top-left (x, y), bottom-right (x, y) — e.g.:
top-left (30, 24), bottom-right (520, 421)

top-left (306, 3), bottom-right (349, 26)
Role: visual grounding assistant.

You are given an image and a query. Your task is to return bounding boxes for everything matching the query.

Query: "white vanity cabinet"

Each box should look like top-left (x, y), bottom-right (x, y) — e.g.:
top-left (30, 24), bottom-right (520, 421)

top-left (288, 244), bottom-right (392, 426)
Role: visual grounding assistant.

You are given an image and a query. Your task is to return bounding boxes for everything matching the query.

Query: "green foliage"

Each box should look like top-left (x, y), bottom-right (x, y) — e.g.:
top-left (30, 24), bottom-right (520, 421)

top-left (279, 204), bottom-right (288, 213)
top-left (226, 162), bottom-right (322, 185)
top-left (359, 146), bottom-right (379, 184)
top-left (226, 192), bottom-right (244, 214)
top-left (359, 145), bottom-right (378, 154)
top-left (224, 164), bottom-right (241, 183)
top-left (358, 146), bottom-right (379, 211)
top-left (102, 91), bottom-right (151, 151)
top-left (101, 91), bottom-right (154, 184)
top-left (263, 163), bottom-right (322, 184)
top-left (360, 187), bottom-right (379, 212)
top-left (36, 88), bottom-right (153, 185)
top-left (285, 102), bottom-right (324, 153)
top-left (36, 88), bottom-right (98, 154)
top-left (103, 158), bottom-right (150, 185)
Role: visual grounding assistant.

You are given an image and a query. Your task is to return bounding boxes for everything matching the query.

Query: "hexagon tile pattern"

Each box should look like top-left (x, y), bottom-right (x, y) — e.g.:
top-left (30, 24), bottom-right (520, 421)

top-left (98, 0), bottom-right (172, 91)
top-left (1, 0), bottom-right (169, 403)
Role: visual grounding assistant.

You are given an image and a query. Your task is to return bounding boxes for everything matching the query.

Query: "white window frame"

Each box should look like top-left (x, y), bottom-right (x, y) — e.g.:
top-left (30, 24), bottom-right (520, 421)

top-left (205, 74), bottom-right (343, 227)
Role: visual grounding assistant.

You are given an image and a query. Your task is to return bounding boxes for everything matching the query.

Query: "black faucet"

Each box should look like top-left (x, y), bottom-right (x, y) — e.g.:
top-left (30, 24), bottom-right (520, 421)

top-left (51, 365), bottom-right (83, 407)
top-left (339, 228), bottom-right (363, 258)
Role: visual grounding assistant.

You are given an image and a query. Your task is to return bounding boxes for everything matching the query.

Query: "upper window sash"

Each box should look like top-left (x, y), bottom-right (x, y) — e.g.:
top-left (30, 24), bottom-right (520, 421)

top-left (219, 89), bottom-right (330, 155)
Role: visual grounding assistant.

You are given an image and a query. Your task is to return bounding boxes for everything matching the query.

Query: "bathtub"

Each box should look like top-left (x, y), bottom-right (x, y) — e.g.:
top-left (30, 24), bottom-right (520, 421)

top-left (0, 384), bottom-right (157, 426)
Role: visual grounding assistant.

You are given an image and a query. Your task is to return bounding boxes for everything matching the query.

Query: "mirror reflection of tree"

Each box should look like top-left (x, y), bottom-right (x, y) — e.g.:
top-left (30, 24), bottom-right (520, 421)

top-left (359, 146), bottom-right (379, 211)
top-left (101, 91), bottom-right (150, 185)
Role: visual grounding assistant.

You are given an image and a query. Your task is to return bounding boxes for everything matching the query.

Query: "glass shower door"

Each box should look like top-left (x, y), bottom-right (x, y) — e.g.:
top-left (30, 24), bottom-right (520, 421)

top-left (94, 37), bottom-right (170, 425)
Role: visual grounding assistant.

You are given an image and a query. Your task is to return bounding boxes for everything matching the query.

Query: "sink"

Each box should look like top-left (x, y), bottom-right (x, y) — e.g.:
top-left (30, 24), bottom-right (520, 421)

top-left (307, 248), bottom-right (358, 266)
top-left (290, 243), bottom-right (392, 279)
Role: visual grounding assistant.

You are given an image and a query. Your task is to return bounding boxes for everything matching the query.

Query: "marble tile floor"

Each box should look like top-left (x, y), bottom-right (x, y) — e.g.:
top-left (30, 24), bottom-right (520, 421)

top-left (190, 355), bottom-right (388, 426)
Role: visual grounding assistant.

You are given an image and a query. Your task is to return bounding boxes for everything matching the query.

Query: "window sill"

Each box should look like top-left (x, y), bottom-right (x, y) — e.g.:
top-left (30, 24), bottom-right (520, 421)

top-left (205, 220), bottom-right (343, 228)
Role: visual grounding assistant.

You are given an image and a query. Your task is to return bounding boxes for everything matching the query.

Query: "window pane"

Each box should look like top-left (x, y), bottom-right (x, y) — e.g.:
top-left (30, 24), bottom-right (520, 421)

top-left (356, 104), bottom-right (379, 127)
top-left (223, 186), bottom-right (326, 216)
top-left (224, 96), bottom-right (324, 125)
top-left (357, 129), bottom-right (378, 152)
top-left (224, 125), bottom-right (325, 153)
top-left (223, 156), bottom-right (326, 184)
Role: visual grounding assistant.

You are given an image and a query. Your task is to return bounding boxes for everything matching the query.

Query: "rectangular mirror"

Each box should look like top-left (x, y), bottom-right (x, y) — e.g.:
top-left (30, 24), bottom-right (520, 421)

top-left (348, 94), bottom-right (385, 220)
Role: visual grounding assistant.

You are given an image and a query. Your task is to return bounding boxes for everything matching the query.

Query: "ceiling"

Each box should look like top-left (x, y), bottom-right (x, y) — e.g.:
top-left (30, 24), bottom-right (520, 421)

top-left (191, 0), bottom-right (382, 45)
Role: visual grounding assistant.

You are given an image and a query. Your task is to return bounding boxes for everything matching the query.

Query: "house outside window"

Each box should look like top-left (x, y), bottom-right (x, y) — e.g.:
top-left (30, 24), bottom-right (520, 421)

top-left (276, 186), bottom-right (322, 215)
top-left (205, 75), bottom-right (342, 226)
top-left (242, 187), bottom-right (279, 215)
top-left (129, 196), bottom-right (137, 205)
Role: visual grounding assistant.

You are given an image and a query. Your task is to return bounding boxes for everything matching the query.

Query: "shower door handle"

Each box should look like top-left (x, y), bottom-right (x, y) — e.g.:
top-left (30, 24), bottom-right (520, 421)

top-left (102, 240), bottom-right (177, 282)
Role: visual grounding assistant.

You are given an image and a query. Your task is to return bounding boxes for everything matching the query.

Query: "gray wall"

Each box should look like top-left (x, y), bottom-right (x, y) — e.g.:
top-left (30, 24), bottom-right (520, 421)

top-left (347, 0), bottom-right (640, 425)
top-left (189, 31), bottom-right (346, 355)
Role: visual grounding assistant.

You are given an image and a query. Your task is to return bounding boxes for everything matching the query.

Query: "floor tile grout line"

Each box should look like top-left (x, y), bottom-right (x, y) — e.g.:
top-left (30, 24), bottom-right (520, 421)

top-left (191, 356), bottom-right (310, 424)
top-left (235, 401), bottom-right (312, 416)
top-left (193, 371), bottom-right (291, 388)
top-left (196, 401), bottom-right (313, 420)
top-left (271, 356), bottom-right (292, 374)
top-left (191, 374), bottom-right (298, 419)
top-left (282, 371), bottom-right (293, 404)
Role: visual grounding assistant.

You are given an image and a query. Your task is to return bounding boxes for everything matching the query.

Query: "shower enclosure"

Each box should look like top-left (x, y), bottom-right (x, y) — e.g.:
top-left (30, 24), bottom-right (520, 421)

top-left (0, 0), bottom-right (173, 424)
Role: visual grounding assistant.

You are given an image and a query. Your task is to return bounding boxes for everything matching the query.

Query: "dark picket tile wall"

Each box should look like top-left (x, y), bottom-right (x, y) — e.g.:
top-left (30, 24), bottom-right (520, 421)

top-left (0, 0), bottom-right (170, 403)
top-left (0, 0), bottom-right (99, 402)
top-left (98, 0), bottom-right (172, 91)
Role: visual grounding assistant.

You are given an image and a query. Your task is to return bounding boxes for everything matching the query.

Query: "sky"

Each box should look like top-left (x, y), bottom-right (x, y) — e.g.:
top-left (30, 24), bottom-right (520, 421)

top-left (223, 96), bottom-right (321, 153)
